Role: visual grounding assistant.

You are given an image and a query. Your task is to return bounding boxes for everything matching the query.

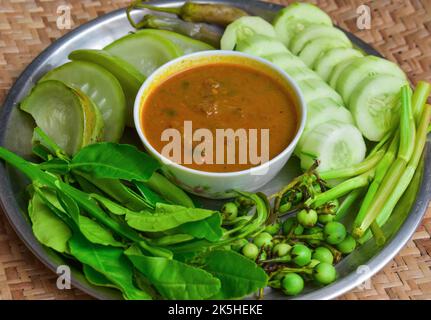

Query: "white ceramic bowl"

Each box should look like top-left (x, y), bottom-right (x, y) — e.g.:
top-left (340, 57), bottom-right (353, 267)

top-left (134, 51), bottom-right (306, 199)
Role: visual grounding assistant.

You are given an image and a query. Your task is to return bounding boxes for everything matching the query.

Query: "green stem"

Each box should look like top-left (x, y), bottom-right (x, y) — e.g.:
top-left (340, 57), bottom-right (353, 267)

top-left (353, 134), bottom-right (399, 229)
top-left (144, 172), bottom-right (194, 208)
top-left (319, 149), bottom-right (385, 180)
top-left (398, 85), bottom-right (415, 162)
top-left (335, 188), bottom-right (364, 221)
top-left (370, 222), bottom-right (386, 246)
top-left (306, 170), bottom-right (374, 208)
top-left (354, 105), bottom-right (431, 238)
top-left (412, 81), bottom-right (431, 123)
top-left (133, 3), bottom-right (181, 15)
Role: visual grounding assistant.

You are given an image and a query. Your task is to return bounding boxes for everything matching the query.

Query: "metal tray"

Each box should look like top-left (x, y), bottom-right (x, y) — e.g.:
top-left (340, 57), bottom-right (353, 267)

top-left (0, 0), bottom-right (430, 300)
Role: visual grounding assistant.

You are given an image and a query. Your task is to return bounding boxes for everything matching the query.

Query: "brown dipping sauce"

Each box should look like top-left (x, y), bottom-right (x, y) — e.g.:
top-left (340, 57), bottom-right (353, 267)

top-left (141, 62), bottom-right (298, 172)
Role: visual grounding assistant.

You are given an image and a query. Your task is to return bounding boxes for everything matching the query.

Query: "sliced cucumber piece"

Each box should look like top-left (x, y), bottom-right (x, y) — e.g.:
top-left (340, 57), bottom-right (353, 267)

top-left (221, 16), bottom-right (276, 51)
top-left (290, 24), bottom-right (351, 55)
top-left (69, 49), bottom-right (145, 127)
top-left (284, 66), bottom-right (321, 82)
top-left (135, 29), bottom-right (214, 54)
top-left (297, 103), bottom-right (354, 151)
top-left (314, 48), bottom-right (363, 81)
top-left (297, 78), bottom-right (343, 105)
top-left (336, 56), bottom-right (407, 105)
top-left (350, 75), bottom-right (408, 141)
top-left (273, 2), bottom-right (332, 47)
top-left (20, 80), bottom-right (101, 155)
top-left (104, 32), bottom-right (182, 78)
top-left (262, 52), bottom-right (303, 70)
top-left (299, 121), bottom-right (366, 171)
top-left (41, 61), bottom-right (126, 142)
top-left (328, 57), bottom-right (361, 88)
top-left (236, 34), bottom-right (289, 57)
top-left (298, 37), bottom-right (352, 68)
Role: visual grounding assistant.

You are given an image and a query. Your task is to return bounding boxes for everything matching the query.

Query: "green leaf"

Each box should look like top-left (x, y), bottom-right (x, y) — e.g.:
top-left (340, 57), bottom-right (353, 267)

top-left (70, 143), bottom-right (160, 181)
top-left (54, 189), bottom-right (125, 248)
top-left (125, 203), bottom-right (216, 232)
top-left (69, 234), bottom-right (152, 300)
top-left (124, 246), bottom-right (220, 300)
top-left (134, 180), bottom-right (166, 207)
top-left (28, 193), bottom-right (72, 253)
top-left (203, 250), bottom-right (268, 299)
top-left (179, 213), bottom-right (223, 242)
top-left (83, 265), bottom-right (116, 288)
top-left (38, 158), bottom-right (70, 175)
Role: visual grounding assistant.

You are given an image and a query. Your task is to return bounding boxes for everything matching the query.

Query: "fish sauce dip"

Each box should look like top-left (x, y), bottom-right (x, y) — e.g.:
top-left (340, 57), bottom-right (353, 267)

top-left (141, 61), bottom-right (300, 173)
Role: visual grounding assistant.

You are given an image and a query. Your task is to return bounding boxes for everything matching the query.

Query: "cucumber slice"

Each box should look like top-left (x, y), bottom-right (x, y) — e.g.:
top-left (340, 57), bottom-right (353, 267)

top-left (221, 16), bottom-right (276, 51)
top-left (298, 37), bottom-right (352, 68)
top-left (328, 57), bottom-right (361, 88)
top-left (290, 24), bottom-right (351, 55)
top-left (104, 32), bottom-right (182, 78)
top-left (135, 29), bottom-right (214, 54)
top-left (299, 121), bottom-right (366, 171)
top-left (273, 2), bottom-right (332, 47)
top-left (69, 49), bottom-right (145, 127)
top-left (296, 99), bottom-right (352, 152)
top-left (336, 56), bottom-right (407, 105)
top-left (20, 80), bottom-right (102, 155)
top-left (314, 48), bottom-right (363, 81)
top-left (349, 75), bottom-right (408, 141)
top-left (297, 78), bottom-right (343, 105)
top-left (236, 34), bottom-right (289, 57)
top-left (41, 61), bottom-right (126, 142)
top-left (284, 66), bottom-right (321, 82)
top-left (262, 52), bottom-right (303, 70)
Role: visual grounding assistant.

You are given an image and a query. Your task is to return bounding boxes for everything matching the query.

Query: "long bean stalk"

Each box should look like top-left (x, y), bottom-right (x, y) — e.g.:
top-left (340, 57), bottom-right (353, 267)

top-left (319, 148), bottom-right (386, 180)
top-left (334, 188), bottom-right (364, 221)
top-left (352, 133), bottom-right (399, 229)
top-left (353, 86), bottom-right (424, 238)
top-left (412, 81), bottom-right (431, 123)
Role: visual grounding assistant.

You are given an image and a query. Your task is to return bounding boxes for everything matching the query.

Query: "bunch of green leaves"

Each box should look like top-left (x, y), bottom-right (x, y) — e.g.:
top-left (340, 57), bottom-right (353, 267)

top-left (0, 127), bottom-right (268, 300)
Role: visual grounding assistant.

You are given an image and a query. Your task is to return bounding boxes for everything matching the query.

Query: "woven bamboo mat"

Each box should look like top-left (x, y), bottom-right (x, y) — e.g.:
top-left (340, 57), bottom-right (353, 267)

top-left (0, 0), bottom-right (430, 300)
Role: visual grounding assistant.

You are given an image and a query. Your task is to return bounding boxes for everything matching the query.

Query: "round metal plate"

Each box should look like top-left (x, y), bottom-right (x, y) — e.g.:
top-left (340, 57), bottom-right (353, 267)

top-left (0, 0), bottom-right (430, 300)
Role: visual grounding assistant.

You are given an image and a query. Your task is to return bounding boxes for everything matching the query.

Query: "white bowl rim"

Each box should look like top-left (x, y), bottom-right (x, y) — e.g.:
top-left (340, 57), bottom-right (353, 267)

top-left (134, 50), bottom-right (307, 178)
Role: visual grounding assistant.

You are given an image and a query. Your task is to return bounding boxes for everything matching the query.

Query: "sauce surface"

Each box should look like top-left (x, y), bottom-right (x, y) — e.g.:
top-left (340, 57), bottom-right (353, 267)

top-left (142, 62), bottom-right (298, 172)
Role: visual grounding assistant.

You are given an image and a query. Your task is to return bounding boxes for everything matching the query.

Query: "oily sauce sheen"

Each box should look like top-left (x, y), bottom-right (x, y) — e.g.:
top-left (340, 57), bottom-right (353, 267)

top-left (142, 63), bottom-right (298, 172)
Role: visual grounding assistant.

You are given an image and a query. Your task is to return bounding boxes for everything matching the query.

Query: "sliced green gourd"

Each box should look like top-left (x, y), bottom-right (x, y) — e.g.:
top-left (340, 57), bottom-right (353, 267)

top-left (290, 24), bottom-right (351, 55)
top-left (20, 80), bottom-right (103, 155)
top-left (336, 56), bottom-right (407, 105)
top-left (69, 49), bottom-right (145, 127)
top-left (329, 57), bottom-right (361, 88)
top-left (298, 37), bottom-right (352, 68)
top-left (236, 34), bottom-right (289, 57)
top-left (41, 61), bottom-right (126, 142)
top-left (221, 16), bottom-right (276, 51)
top-left (297, 78), bottom-right (343, 105)
top-left (104, 32), bottom-right (182, 78)
top-left (273, 2), bottom-right (332, 47)
top-left (263, 52), bottom-right (306, 70)
top-left (299, 121), bottom-right (366, 171)
top-left (349, 74), bottom-right (408, 141)
top-left (136, 29), bottom-right (214, 54)
top-left (314, 48), bottom-right (364, 81)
